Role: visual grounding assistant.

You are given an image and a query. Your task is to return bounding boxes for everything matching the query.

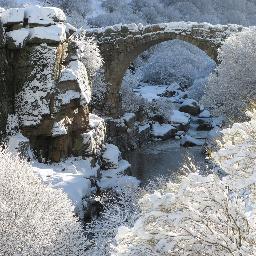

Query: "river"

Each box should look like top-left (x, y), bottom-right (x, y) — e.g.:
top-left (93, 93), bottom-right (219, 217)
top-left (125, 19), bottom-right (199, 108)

top-left (125, 140), bottom-right (207, 185)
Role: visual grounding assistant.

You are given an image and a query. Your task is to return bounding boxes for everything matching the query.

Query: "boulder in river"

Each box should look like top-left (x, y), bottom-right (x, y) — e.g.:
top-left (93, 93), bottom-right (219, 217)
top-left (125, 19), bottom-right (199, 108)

top-left (196, 118), bottom-right (213, 131)
top-left (199, 109), bottom-right (211, 118)
top-left (169, 110), bottom-right (191, 126)
top-left (179, 99), bottom-right (200, 116)
top-left (151, 123), bottom-right (177, 140)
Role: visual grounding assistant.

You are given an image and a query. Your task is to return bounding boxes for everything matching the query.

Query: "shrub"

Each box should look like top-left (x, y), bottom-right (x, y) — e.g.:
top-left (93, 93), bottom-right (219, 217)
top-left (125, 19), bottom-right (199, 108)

top-left (71, 31), bottom-right (103, 79)
top-left (113, 173), bottom-right (256, 256)
top-left (202, 29), bottom-right (256, 122)
top-left (0, 148), bottom-right (88, 255)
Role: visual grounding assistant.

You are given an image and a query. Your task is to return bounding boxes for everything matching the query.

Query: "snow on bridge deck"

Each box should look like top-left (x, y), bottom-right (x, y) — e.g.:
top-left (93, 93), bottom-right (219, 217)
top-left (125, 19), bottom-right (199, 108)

top-left (86, 21), bottom-right (245, 45)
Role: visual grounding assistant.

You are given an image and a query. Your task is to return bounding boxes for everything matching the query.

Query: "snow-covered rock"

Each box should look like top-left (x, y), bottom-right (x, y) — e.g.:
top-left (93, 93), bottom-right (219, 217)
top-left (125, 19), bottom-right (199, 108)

top-left (199, 109), bottom-right (211, 118)
top-left (1, 8), bottom-right (25, 25)
top-left (180, 135), bottom-right (205, 147)
top-left (101, 144), bottom-right (121, 169)
top-left (6, 28), bottom-right (30, 48)
top-left (157, 82), bottom-right (180, 97)
top-left (29, 24), bottom-right (66, 44)
top-left (25, 6), bottom-right (66, 25)
top-left (57, 90), bottom-right (81, 105)
top-left (179, 99), bottom-right (200, 116)
top-left (196, 118), bottom-right (213, 131)
top-left (6, 24), bottom-right (67, 47)
top-left (16, 45), bottom-right (57, 127)
top-left (2, 6), bottom-right (68, 48)
top-left (59, 60), bottom-right (91, 104)
top-left (169, 110), bottom-right (191, 125)
top-left (1, 6), bottom-right (66, 26)
top-left (52, 118), bottom-right (69, 137)
top-left (151, 123), bottom-right (176, 140)
top-left (99, 159), bottom-right (140, 192)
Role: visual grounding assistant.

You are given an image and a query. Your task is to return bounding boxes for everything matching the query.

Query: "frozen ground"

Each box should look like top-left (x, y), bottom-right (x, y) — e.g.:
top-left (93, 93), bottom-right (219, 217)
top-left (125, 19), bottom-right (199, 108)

top-left (7, 134), bottom-right (140, 217)
top-left (133, 83), bottom-right (169, 102)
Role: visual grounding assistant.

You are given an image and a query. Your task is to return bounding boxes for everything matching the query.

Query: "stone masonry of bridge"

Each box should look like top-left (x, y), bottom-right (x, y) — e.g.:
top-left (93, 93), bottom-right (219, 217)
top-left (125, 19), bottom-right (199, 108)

top-left (86, 22), bottom-right (245, 117)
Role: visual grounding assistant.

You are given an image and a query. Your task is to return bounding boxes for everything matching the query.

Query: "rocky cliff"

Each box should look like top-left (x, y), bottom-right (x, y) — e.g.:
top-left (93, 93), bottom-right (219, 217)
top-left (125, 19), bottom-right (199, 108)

top-left (0, 6), bottom-right (105, 162)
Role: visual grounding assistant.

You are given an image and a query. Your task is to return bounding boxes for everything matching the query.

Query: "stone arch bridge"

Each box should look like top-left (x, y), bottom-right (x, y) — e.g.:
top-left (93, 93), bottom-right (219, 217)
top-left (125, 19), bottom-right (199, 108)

top-left (86, 22), bottom-right (244, 117)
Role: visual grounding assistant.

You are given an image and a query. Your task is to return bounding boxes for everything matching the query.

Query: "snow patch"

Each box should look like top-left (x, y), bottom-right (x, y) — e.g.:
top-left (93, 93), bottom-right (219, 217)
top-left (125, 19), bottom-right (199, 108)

top-left (102, 144), bottom-right (121, 169)
top-left (30, 24), bottom-right (66, 43)
top-left (1, 8), bottom-right (25, 25)
top-left (151, 123), bottom-right (176, 138)
top-left (99, 160), bottom-right (140, 192)
top-left (32, 157), bottom-right (99, 214)
top-left (25, 6), bottom-right (66, 25)
top-left (60, 60), bottom-right (91, 104)
top-left (169, 110), bottom-right (191, 125)
top-left (133, 83), bottom-right (168, 102)
top-left (57, 90), bottom-right (81, 105)
top-left (6, 28), bottom-right (29, 47)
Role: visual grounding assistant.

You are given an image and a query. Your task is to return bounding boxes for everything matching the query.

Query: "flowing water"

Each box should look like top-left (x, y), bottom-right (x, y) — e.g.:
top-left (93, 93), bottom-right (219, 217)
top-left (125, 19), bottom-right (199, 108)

top-left (125, 140), bottom-right (206, 185)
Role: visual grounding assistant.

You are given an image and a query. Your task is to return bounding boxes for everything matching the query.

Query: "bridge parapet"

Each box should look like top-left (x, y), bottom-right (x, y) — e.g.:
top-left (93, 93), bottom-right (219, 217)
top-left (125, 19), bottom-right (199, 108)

top-left (86, 22), bottom-right (244, 45)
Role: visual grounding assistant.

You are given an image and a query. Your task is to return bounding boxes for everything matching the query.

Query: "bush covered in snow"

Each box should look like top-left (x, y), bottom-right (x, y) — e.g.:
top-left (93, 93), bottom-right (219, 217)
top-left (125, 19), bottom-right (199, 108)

top-left (71, 31), bottom-right (104, 109)
top-left (120, 85), bottom-right (147, 114)
top-left (45, 0), bottom-right (92, 26)
top-left (202, 29), bottom-right (256, 122)
top-left (85, 187), bottom-right (141, 255)
top-left (86, 0), bottom-right (141, 28)
top-left (71, 31), bottom-right (103, 79)
top-left (211, 110), bottom-right (256, 195)
top-left (113, 172), bottom-right (256, 256)
top-left (91, 69), bottom-right (108, 110)
top-left (0, 148), bottom-right (88, 255)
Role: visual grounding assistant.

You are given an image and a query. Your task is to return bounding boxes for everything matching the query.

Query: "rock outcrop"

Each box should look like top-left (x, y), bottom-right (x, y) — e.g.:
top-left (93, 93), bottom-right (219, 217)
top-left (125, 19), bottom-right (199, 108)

top-left (0, 6), bottom-right (105, 162)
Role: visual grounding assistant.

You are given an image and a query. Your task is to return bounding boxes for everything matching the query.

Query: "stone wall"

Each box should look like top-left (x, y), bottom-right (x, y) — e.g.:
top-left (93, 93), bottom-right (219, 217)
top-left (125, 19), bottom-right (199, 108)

top-left (0, 6), bottom-right (106, 162)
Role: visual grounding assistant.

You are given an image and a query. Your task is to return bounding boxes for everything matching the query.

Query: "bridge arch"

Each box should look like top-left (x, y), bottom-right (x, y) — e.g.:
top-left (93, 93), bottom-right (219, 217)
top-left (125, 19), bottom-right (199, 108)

top-left (86, 22), bottom-right (243, 117)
